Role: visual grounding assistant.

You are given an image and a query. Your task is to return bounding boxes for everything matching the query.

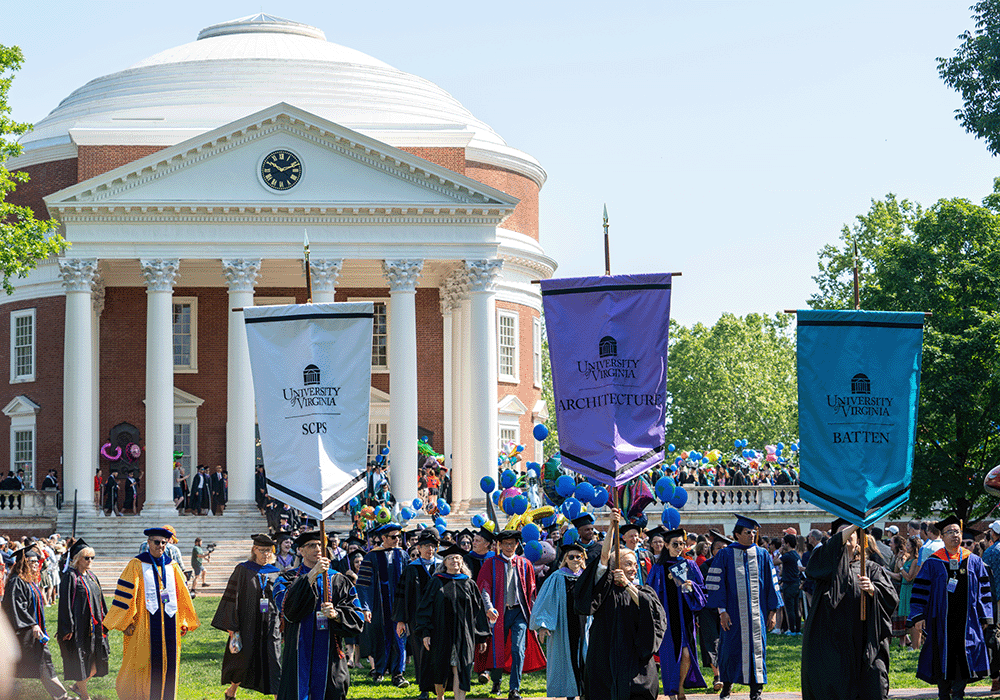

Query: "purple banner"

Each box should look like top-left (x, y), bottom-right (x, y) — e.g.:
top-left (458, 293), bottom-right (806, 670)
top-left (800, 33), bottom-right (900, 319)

top-left (540, 273), bottom-right (672, 487)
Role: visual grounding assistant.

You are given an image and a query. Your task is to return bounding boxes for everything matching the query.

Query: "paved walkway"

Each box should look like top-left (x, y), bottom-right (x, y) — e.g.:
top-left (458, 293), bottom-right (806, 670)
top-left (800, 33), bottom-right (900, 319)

top-left (348, 690), bottom-right (997, 700)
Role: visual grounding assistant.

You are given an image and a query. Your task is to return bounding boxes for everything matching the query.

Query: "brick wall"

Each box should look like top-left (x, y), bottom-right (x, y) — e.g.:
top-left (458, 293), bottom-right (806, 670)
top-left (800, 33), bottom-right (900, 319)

top-left (465, 162), bottom-right (540, 240)
top-left (6, 158), bottom-right (78, 219)
top-left (77, 145), bottom-right (167, 182)
top-left (399, 147), bottom-right (465, 175)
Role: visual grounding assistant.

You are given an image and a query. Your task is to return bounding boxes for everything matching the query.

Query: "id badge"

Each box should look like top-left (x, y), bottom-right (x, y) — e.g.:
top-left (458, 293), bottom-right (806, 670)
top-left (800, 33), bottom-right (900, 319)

top-left (315, 611), bottom-right (328, 630)
top-left (160, 589), bottom-right (171, 604)
top-left (950, 558), bottom-right (960, 571)
top-left (947, 578), bottom-right (958, 593)
top-left (259, 598), bottom-right (269, 614)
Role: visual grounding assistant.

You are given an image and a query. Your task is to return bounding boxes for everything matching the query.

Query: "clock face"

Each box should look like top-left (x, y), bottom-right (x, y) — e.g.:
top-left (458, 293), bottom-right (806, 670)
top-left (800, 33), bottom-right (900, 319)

top-left (260, 149), bottom-right (302, 191)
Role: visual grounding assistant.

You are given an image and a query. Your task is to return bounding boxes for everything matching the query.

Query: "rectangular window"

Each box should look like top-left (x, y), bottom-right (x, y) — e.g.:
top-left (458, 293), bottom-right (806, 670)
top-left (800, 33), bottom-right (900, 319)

top-left (533, 317), bottom-right (542, 388)
top-left (13, 428), bottom-right (33, 487)
top-left (498, 310), bottom-right (518, 382)
top-left (172, 298), bottom-right (198, 372)
top-left (499, 426), bottom-right (519, 453)
top-left (174, 423), bottom-right (192, 473)
top-left (372, 301), bottom-right (388, 369)
top-left (368, 422), bottom-right (389, 464)
top-left (10, 309), bottom-right (35, 383)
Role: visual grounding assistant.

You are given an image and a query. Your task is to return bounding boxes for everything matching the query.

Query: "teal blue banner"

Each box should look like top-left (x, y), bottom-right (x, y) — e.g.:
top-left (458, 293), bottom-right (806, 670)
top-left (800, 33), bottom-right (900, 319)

top-left (796, 310), bottom-right (924, 527)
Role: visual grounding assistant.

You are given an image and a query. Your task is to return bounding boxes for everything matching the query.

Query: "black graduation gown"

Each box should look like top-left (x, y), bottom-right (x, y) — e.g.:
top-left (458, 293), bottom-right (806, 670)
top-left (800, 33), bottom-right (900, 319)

top-left (57, 568), bottom-right (110, 680)
top-left (414, 574), bottom-right (491, 692)
top-left (255, 471), bottom-right (267, 508)
top-left (276, 569), bottom-right (364, 700)
top-left (2, 577), bottom-right (55, 678)
top-left (210, 472), bottom-right (226, 510)
top-left (211, 561), bottom-right (282, 694)
top-left (123, 476), bottom-right (137, 510)
top-left (393, 559), bottom-right (439, 692)
top-left (698, 555), bottom-right (723, 669)
top-left (801, 530), bottom-right (898, 700)
top-left (463, 551), bottom-right (491, 583)
top-left (102, 476), bottom-right (118, 512)
top-left (574, 562), bottom-right (667, 700)
top-left (191, 473), bottom-right (212, 511)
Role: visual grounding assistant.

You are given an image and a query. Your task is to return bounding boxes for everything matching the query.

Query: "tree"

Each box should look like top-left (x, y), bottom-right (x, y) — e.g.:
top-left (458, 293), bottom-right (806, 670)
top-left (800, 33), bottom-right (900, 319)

top-left (539, 335), bottom-right (559, 460)
top-left (811, 182), bottom-right (1000, 523)
top-left (0, 45), bottom-right (66, 293)
top-left (938, 0), bottom-right (1000, 156)
top-left (663, 313), bottom-right (799, 453)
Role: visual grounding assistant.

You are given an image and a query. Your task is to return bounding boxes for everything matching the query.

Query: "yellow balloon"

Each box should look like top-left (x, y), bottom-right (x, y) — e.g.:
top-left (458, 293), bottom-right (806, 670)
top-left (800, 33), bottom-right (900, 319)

top-left (709, 452), bottom-right (719, 463)
top-left (526, 505), bottom-right (555, 524)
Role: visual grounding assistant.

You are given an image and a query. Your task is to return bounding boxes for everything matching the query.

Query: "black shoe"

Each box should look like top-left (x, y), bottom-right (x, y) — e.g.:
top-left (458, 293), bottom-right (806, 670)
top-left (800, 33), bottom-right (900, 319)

top-left (368, 668), bottom-right (378, 679)
top-left (720, 682), bottom-right (733, 700)
top-left (490, 680), bottom-right (502, 696)
top-left (392, 675), bottom-right (409, 688)
top-left (508, 690), bottom-right (522, 700)
top-left (713, 675), bottom-right (722, 691)
top-left (417, 693), bottom-right (430, 700)
top-left (372, 674), bottom-right (384, 683)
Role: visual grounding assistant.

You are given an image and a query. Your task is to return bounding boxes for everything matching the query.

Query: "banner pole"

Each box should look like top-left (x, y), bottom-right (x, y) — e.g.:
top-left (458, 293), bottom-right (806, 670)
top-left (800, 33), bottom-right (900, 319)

top-left (320, 519), bottom-right (331, 604)
top-left (612, 482), bottom-right (620, 571)
top-left (860, 527), bottom-right (867, 620)
top-left (603, 204), bottom-right (611, 276)
top-left (304, 229), bottom-right (313, 304)
top-left (853, 238), bottom-right (861, 311)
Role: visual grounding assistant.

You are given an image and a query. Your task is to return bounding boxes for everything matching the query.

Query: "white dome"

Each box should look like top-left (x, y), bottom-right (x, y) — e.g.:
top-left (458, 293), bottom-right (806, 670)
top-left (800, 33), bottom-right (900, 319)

top-left (22, 14), bottom-right (542, 181)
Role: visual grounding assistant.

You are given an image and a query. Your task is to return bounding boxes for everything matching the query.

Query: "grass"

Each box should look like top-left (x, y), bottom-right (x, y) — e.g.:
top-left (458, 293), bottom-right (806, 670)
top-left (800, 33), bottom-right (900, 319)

top-left (9, 599), bottom-right (987, 698)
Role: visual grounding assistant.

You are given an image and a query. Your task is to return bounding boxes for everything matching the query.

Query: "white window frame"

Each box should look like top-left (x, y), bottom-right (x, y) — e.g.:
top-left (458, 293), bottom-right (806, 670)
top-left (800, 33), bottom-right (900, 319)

top-left (173, 387), bottom-right (203, 476)
top-left (4, 395), bottom-right (39, 488)
top-left (10, 308), bottom-right (36, 384)
top-left (532, 316), bottom-right (542, 389)
top-left (172, 297), bottom-right (198, 373)
top-left (498, 424), bottom-right (520, 454)
top-left (497, 309), bottom-right (519, 383)
top-left (348, 297), bottom-right (390, 373)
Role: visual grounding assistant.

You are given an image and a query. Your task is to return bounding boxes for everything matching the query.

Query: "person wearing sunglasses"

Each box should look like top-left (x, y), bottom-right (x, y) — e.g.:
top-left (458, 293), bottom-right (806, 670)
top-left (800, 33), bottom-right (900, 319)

top-left (104, 527), bottom-right (200, 700)
top-left (356, 522), bottom-right (410, 687)
top-left (648, 528), bottom-right (707, 700)
top-left (57, 539), bottom-right (108, 700)
top-left (529, 540), bottom-right (590, 700)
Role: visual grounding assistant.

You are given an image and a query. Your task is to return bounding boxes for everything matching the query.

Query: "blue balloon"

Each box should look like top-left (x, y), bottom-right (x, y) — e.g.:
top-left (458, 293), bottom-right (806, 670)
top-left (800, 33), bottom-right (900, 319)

top-left (532, 423), bottom-right (549, 442)
top-left (434, 516), bottom-right (446, 527)
top-left (563, 527), bottom-right (580, 545)
top-left (381, 447), bottom-right (389, 455)
top-left (591, 487), bottom-right (610, 508)
top-left (511, 495), bottom-right (528, 515)
top-left (669, 486), bottom-right (688, 509)
top-left (375, 454), bottom-right (384, 465)
top-left (349, 497), bottom-right (359, 509)
top-left (438, 503), bottom-right (451, 516)
top-left (492, 490), bottom-right (502, 505)
top-left (412, 498), bottom-right (423, 511)
top-left (524, 540), bottom-right (544, 563)
top-left (540, 513), bottom-right (558, 527)
top-left (471, 514), bottom-right (485, 528)
top-left (575, 482), bottom-right (596, 504)
top-left (791, 443), bottom-right (799, 452)
top-left (561, 497), bottom-right (583, 519)
top-left (500, 469), bottom-right (517, 489)
top-left (661, 506), bottom-right (681, 529)
top-left (400, 507), bottom-right (414, 521)
top-left (480, 476), bottom-right (496, 494)
top-left (521, 523), bottom-right (541, 542)
top-left (556, 475), bottom-right (577, 497)
top-left (656, 476), bottom-right (675, 502)
top-left (501, 498), bottom-right (515, 515)
top-left (668, 443), bottom-right (676, 453)
top-left (776, 442), bottom-right (784, 450)
top-left (435, 524), bottom-right (447, 536)
top-left (734, 439), bottom-right (741, 449)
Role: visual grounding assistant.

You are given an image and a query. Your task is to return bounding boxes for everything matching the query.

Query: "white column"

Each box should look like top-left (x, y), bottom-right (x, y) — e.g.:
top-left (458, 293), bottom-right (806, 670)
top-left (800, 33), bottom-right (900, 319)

top-left (91, 275), bottom-right (105, 483)
top-left (441, 292), bottom-right (454, 497)
top-left (382, 259), bottom-right (423, 505)
top-left (59, 259), bottom-right (98, 510)
top-left (141, 259), bottom-right (179, 510)
top-left (459, 294), bottom-right (474, 503)
top-left (223, 259), bottom-right (261, 506)
top-left (446, 270), bottom-right (470, 503)
top-left (465, 259), bottom-right (503, 505)
top-left (308, 258), bottom-right (342, 304)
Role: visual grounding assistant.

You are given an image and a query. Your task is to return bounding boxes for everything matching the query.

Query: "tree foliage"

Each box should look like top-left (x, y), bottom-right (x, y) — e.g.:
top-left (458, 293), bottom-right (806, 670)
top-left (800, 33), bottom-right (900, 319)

top-left (663, 313), bottom-right (799, 452)
top-left (811, 183), bottom-right (1000, 523)
top-left (0, 45), bottom-right (66, 293)
top-left (938, 0), bottom-right (1000, 156)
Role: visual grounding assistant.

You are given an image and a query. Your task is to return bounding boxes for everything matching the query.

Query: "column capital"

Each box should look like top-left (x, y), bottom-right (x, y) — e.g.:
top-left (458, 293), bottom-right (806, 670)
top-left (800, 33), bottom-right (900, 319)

top-left (140, 259), bottom-right (180, 292)
top-left (222, 259), bottom-right (262, 293)
top-left (440, 269), bottom-right (469, 314)
top-left (58, 258), bottom-right (99, 293)
top-left (307, 258), bottom-right (343, 293)
top-left (463, 258), bottom-right (503, 293)
top-left (382, 259), bottom-right (424, 292)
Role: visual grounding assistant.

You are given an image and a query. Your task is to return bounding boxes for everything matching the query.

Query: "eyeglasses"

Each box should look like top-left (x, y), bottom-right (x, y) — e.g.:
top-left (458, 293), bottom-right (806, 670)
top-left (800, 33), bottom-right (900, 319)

top-left (668, 541), bottom-right (684, 548)
top-left (83, 556), bottom-right (95, 561)
top-left (565, 554), bottom-right (583, 560)
top-left (149, 539), bottom-right (168, 546)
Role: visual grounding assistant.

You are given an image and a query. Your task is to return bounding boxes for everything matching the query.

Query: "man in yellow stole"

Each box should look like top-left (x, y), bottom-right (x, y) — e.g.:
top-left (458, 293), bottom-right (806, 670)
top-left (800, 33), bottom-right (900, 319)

top-left (104, 527), bottom-right (199, 700)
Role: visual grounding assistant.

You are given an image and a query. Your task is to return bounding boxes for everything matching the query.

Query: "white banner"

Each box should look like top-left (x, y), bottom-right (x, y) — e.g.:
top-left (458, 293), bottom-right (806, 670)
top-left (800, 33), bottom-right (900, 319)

top-left (243, 302), bottom-right (374, 520)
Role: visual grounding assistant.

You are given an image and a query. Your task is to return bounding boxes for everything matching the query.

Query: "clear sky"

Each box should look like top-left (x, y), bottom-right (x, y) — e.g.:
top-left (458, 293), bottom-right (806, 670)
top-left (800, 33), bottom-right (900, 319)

top-left (5, 1), bottom-right (997, 326)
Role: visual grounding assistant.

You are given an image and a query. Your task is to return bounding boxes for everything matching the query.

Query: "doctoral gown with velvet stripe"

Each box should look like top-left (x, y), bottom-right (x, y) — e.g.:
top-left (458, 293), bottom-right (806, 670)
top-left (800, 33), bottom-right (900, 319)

top-left (648, 555), bottom-right (707, 695)
top-left (476, 554), bottom-right (546, 674)
top-left (356, 547), bottom-right (407, 675)
top-left (529, 567), bottom-right (590, 698)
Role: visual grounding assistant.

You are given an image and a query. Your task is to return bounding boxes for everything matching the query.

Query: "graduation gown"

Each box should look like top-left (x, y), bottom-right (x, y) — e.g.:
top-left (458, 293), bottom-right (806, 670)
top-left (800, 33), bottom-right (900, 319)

top-left (464, 550), bottom-right (493, 583)
top-left (476, 554), bottom-right (547, 674)
top-left (190, 473), bottom-right (212, 511)
top-left (698, 555), bottom-right (723, 669)
top-left (58, 567), bottom-right (110, 681)
top-left (393, 557), bottom-right (440, 692)
top-left (104, 552), bottom-right (200, 700)
top-left (211, 561), bottom-right (282, 694)
top-left (1, 576), bottom-right (54, 678)
top-left (704, 542), bottom-right (783, 685)
top-left (574, 562), bottom-right (667, 700)
top-left (274, 565), bottom-right (364, 700)
top-left (648, 555), bottom-right (707, 695)
top-left (529, 567), bottom-right (590, 698)
top-left (908, 547), bottom-right (993, 684)
top-left (800, 530), bottom-right (898, 700)
top-left (414, 573), bottom-right (491, 692)
top-left (210, 472), bottom-right (226, 511)
top-left (103, 475), bottom-right (119, 512)
top-left (356, 547), bottom-right (407, 675)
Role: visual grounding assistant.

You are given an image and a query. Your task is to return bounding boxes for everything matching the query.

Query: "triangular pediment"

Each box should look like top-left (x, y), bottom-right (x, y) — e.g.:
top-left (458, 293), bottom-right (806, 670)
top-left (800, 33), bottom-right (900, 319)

top-left (2, 395), bottom-right (40, 417)
top-left (498, 394), bottom-right (528, 415)
top-left (45, 103), bottom-right (519, 216)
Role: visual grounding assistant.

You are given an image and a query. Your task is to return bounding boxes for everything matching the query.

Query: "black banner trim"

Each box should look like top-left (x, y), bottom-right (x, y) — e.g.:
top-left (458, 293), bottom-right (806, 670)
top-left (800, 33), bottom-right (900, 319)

top-left (799, 480), bottom-right (910, 519)
top-left (542, 283), bottom-right (672, 297)
top-left (266, 472), bottom-right (367, 511)
top-left (245, 312), bottom-right (374, 324)
top-left (560, 444), bottom-right (665, 478)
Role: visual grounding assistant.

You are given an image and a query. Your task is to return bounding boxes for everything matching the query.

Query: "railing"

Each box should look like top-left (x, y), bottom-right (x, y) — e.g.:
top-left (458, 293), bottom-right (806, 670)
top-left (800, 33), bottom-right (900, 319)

top-left (679, 485), bottom-right (821, 512)
top-left (0, 490), bottom-right (60, 518)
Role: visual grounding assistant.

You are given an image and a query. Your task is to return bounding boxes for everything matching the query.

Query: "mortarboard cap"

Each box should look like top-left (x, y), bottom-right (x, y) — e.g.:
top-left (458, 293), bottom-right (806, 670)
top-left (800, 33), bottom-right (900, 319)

top-left (572, 512), bottom-right (596, 529)
top-left (438, 543), bottom-right (466, 559)
top-left (477, 527), bottom-right (497, 543)
top-left (416, 529), bottom-right (440, 545)
top-left (620, 522), bottom-right (643, 537)
top-left (559, 542), bottom-right (586, 559)
top-left (831, 517), bottom-right (853, 534)
top-left (935, 514), bottom-right (962, 533)
top-left (13, 543), bottom-right (40, 562)
top-left (708, 530), bottom-right (733, 545)
top-left (293, 530), bottom-right (323, 548)
top-left (733, 514), bottom-right (760, 531)
top-left (662, 528), bottom-right (686, 542)
top-left (345, 535), bottom-right (366, 549)
top-left (69, 538), bottom-right (91, 560)
top-left (646, 526), bottom-right (666, 540)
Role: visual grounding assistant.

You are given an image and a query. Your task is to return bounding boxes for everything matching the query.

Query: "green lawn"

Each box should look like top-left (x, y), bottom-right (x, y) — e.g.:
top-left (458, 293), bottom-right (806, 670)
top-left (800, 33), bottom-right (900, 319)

top-left (8, 599), bottom-right (979, 698)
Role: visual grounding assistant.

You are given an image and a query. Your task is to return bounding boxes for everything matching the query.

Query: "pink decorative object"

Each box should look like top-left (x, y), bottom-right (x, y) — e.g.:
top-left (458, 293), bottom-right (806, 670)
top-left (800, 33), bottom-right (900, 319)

top-left (100, 442), bottom-right (122, 461)
top-left (124, 443), bottom-right (142, 462)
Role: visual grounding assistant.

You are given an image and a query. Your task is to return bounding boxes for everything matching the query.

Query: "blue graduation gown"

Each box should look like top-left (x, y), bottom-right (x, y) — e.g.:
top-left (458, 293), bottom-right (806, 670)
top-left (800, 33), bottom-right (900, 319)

top-left (704, 543), bottom-right (783, 685)
top-left (648, 556), bottom-right (707, 694)
top-left (908, 548), bottom-right (993, 684)
top-left (529, 568), bottom-right (590, 698)
top-left (356, 548), bottom-right (408, 675)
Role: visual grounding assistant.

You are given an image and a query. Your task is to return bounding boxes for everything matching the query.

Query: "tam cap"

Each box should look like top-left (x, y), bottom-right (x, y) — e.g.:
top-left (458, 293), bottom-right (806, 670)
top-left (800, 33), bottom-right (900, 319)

top-left (416, 529), bottom-right (440, 546)
top-left (144, 527), bottom-right (174, 541)
top-left (495, 529), bottom-right (522, 542)
top-left (251, 533), bottom-right (276, 548)
top-left (378, 522), bottom-right (403, 535)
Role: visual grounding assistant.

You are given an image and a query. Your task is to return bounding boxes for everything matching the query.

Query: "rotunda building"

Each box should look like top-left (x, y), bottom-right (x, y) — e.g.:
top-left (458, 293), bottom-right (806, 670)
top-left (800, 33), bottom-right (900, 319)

top-left (5, 14), bottom-right (555, 523)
